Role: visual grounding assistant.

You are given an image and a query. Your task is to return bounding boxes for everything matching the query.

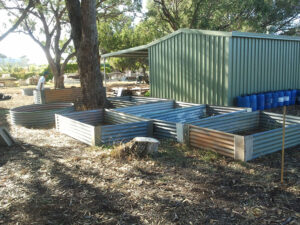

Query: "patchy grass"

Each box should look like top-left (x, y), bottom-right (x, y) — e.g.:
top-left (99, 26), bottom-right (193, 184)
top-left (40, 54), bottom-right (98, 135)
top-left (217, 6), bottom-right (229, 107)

top-left (0, 87), bottom-right (299, 225)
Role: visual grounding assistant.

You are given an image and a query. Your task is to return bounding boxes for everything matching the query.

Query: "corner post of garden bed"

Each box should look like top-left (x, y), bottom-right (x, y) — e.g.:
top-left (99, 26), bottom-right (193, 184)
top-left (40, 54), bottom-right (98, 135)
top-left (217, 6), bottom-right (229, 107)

top-left (176, 123), bottom-right (189, 145)
top-left (34, 90), bottom-right (46, 104)
top-left (234, 135), bottom-right (253, 161)
top-left (147, 121), bottom-right (154, 137)
top-left (92, 126), bottom-right (101, 146)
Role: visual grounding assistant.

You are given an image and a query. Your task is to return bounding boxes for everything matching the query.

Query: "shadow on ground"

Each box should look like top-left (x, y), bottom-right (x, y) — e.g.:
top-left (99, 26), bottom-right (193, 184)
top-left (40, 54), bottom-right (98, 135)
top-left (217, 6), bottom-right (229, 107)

top-left (0, 138), bottom-right (299, 225)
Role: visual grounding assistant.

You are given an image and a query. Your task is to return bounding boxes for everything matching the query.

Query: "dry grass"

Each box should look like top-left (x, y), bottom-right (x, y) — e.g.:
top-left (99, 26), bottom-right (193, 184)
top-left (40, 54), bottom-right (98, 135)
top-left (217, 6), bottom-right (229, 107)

top-left (0, 87), bottom-right (299, 225)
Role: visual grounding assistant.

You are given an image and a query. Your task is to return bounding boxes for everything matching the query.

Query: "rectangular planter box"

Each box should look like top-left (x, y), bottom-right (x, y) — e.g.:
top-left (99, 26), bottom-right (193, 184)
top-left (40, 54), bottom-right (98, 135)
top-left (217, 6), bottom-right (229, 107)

top-left (55, 109), bottom-right (152, 145)
top-left (115, 101), bottom-right (249, 140)
top-left (34, 88), bottom-right (83, 104)
top-left (187, 111), bottom-right (300, 161)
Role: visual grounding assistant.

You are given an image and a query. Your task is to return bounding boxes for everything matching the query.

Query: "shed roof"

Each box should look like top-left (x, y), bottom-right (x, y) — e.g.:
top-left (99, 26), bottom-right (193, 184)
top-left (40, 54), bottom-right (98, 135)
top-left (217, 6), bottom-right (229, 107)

top-left (102, 28), bottom-right (300, 58)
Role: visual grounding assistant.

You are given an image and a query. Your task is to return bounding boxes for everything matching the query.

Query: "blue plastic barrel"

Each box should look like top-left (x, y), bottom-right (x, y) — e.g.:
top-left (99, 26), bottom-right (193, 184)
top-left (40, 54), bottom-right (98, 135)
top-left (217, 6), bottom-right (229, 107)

top-left (291, 89), bottom-right (297, 105)
top-left (297, 90), bottom-right (300, 105)
top-left (284, 90), bottom-right (291, 106)
top-left (257, 93), bottom-right (265, 110)
top-left (277, 91), bottom-right (284, 107)
top-left (265, 92), bottom-right (272, 109)
top-left (244, 96), bottom-right (250, 108)
top-left (272, 92), bottom-right (278, 108)
top-left (250, 94), bottom-right (257, 111)
top-left (237, 96), bottom-right (244, 107)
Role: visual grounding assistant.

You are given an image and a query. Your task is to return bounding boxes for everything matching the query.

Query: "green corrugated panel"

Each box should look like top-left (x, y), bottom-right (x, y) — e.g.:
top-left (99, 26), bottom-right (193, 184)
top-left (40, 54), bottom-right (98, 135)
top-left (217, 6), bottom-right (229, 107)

top-left (228, 37), bottom-right (300, 105)
top-left (149, 29), bottom-right (300, 106)
top-left (150, 33), bottom-right (230, 105)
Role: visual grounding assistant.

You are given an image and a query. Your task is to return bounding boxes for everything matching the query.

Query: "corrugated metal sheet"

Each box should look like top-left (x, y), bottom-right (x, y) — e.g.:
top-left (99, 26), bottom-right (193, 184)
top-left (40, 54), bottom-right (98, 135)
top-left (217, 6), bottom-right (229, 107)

top-left (150, 32), bottom-right (230, 105)
top-left (114, 101), bottom-right (176, 115)
top-left (114, 103), bottom-right (247, 140)
top-left (189, 125), bottom-right (235, 157)
top-left (188, 111), bottom-right (300, 160)
top-left (55, 109), bottom-right (152, 146)
top-left (228, 37), bottom-right (300, 105)
top-left (10, 103), bottom-right (75, 128)
top-left (108, 96), bottom-right (168, 108)
top-left (189, 111), bottom-right (258, 133)
top-left (252, 124), bottom-right (300, 159)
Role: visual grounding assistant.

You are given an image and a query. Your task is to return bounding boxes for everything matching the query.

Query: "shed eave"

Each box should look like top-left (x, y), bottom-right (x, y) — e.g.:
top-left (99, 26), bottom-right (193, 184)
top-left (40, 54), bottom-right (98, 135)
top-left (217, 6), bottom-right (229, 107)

top-left (232, 31), bottom-right (300, 41)
top-left (101, 44), bottom-right (149, 58)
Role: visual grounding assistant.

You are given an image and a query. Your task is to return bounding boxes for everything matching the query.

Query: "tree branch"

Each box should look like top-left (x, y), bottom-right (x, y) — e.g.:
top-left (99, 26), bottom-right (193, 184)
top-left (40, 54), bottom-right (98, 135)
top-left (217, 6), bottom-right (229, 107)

top-left (61, 52), bottom-right (76, 74)
top-left (0, 0), bottom-right (34, 41)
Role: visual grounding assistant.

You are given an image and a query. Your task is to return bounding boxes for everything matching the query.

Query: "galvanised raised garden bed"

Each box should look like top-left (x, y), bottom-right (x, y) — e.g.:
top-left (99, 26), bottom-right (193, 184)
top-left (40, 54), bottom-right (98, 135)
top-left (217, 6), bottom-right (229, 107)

top-left (186, 111), bottom-right (300, 161)
top-left (10, 103), bottom-right (75, 128)
top-left (55, 109), bottom-right (152, 145)
top-left (115, 101), bottom-right (249, 140)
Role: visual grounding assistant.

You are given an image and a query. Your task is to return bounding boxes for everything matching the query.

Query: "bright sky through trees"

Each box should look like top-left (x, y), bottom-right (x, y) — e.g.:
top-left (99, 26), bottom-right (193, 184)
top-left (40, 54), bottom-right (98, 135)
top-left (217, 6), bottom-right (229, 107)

top-left (0, 1), bottom-right (147, 65)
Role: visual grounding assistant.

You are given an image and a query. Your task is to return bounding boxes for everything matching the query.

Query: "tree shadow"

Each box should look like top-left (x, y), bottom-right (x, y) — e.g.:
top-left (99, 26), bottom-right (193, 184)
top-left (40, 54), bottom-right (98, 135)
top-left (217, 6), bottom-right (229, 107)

top-left (143, 140), bottom-right (300, 224)
top-left (0, 142), bottom-right (142, 225)
top-left (0, 106), bottom-right (9, 127)
top-left (1, 138), bottom-right (299, 225)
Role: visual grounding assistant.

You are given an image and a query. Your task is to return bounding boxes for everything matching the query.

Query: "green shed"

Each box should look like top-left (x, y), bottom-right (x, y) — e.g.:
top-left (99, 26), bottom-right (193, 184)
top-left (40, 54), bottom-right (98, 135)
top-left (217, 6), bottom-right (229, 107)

top-left (102, 29), bottom-right (300, 106)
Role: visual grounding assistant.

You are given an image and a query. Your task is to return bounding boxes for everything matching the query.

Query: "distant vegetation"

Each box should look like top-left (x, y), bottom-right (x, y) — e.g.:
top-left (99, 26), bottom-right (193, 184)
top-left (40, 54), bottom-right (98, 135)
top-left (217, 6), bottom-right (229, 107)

top-left (0, 54), bottom-right (112, 80)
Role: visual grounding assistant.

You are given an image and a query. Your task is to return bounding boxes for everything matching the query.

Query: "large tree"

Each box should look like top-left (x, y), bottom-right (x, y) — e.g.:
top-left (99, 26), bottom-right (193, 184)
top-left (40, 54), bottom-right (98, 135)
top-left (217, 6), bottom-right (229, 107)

top-left (66, 0), bottom-right (106, 109)
top-left (65, 0), bottom-right (142, 108)
top-left (148, 0), bottom-right (300, 33)
top-left (1, 0), bottom-right (76, 88)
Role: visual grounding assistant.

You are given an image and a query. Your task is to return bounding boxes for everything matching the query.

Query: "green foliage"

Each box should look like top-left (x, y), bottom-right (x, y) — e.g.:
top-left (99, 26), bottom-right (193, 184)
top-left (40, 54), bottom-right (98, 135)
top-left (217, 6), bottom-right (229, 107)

top-left (98, 15), bottom-right (164, 72)
top-left (147, 0), bottom-right (300, 33)
top-left (64, 63), bottom-right (78, 73)
top-left (144, 90), bottom-right (150, 97)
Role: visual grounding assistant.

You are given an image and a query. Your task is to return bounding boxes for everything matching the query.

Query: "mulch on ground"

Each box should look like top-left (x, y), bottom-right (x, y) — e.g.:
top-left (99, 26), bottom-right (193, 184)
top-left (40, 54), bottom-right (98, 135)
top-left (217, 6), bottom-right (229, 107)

top-left (0, 87), bottom-right (299, 225)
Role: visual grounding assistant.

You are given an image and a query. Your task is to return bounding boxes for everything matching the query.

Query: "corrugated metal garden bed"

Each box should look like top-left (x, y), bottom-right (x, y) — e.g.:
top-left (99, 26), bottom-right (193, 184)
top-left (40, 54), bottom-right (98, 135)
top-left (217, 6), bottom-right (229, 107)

top-left (187, 111), bottom-right (300, 161)
top-left (114, 101), bottom-right (249, 140)
top-left (10, 103), bottom-right (75, 128)
top-left (55, 109), bottom-right (152, 145)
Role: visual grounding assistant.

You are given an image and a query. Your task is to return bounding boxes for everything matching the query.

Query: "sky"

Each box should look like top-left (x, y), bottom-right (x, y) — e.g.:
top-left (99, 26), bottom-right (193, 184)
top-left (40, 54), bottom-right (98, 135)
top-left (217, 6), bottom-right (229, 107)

top-left (0, 1), bottom-right (148, 66)
top-left (0, 32), bottom-right (48, 65)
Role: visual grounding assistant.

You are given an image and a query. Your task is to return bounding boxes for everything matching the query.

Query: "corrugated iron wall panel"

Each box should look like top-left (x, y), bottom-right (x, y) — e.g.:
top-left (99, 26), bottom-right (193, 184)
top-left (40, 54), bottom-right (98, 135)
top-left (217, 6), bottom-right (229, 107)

top-left (150, 33), bottom-right (230, 105)
top-left (228, 37), bottom-right (300, 105)
top-left (252, 125), bottom-right (300, 159)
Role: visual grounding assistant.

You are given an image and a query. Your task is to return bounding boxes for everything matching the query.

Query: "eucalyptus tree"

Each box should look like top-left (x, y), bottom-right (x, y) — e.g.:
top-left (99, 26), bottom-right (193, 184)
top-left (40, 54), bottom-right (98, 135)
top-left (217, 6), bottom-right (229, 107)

top-left (148, 0), bottom-right (300, 33)
top-left (1, 0), bottom-right (75, 88)
top-left (65, 0), bottom-right (142, 109)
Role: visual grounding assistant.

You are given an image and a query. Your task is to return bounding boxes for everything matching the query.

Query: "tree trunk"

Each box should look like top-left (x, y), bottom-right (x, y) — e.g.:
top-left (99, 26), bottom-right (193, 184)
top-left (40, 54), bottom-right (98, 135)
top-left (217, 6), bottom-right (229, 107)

top-left (54, 72), bottom-right (65, 89)
top-left (66, 0), bottom-right (106, 109)
top-left (49, 64), bottom-right (65, 89)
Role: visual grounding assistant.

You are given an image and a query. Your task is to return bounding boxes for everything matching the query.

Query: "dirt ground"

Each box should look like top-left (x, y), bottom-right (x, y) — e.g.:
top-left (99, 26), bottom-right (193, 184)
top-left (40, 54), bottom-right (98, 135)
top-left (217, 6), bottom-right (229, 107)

top-left (0, 87), bottom-right (299, 225)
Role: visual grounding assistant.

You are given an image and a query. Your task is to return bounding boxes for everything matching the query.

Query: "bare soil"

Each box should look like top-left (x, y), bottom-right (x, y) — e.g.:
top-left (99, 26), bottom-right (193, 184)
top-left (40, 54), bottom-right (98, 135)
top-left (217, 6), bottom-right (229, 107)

top-left (0, 87), bottom-right (299, 225)
top-left (266, 105), bottom-right (300, 116)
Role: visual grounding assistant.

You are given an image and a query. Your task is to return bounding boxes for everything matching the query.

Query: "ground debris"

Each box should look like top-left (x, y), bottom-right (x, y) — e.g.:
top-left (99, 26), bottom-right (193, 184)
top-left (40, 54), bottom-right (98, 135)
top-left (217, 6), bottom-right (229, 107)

top-left (0, 87), bottom-right (299, 225)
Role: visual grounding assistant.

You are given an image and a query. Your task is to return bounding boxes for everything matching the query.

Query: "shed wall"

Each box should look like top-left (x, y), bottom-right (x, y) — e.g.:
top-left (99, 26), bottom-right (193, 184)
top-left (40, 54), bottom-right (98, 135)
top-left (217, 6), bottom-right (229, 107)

top-left (228, 37), bottom-right (300, 105)
top-left (149, 32), bottom-right (230, 105)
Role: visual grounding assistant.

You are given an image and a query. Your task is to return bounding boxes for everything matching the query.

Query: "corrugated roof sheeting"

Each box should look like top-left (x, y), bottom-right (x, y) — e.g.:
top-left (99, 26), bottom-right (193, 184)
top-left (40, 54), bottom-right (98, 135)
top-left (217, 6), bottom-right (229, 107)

top-left (150, 32), bottom-right (230, 105)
